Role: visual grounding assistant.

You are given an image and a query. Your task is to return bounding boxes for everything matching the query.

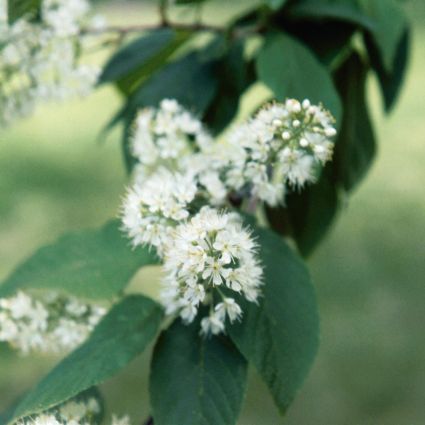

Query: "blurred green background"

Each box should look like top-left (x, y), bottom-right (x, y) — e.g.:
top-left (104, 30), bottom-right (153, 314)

top-left (1, 1), bottom-right (424, 424)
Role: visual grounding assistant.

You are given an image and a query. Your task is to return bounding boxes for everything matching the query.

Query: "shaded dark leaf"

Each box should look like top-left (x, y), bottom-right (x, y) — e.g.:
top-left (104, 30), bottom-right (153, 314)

top-left (364, 27), bottom-right (410, 112)
top-left (99, 29), bottom-right (176, 84)
top-left (125, 51), bottom-right (218, 117)
top-left (333, 51), bottom-right (376, 191)
top-left (256, 31), bottom-right (342, 125)
top-left (287, 0), bottom-right (375, 30)
top-left (203, 39), bottom-right (255, 134)
top-left (359, 0), bottom-right (407, 72)
top-left (8, 0), bottom-right (41, 23)
top-left (229, 225), bottom-right (319, 413)
top-left (0, 220), bottom-right (159, 300)
top-left (150, 319), bottom-right (247, 425)
top-left (284, 167), bottom-right (340, 256)
top-left (279, 19), bottom-right (355, 68)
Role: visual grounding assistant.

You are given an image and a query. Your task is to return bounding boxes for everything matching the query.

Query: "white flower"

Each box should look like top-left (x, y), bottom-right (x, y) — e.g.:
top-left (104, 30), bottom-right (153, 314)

top-left (215, 298), bottom-right (242, 323)
top-left (0, 0), bottom-right (99, 127)
top-left (2, 291), bottom-right (34, 319)
top-left (33, 414), bottom-right (61, 425)
top-left (279, 148), bottom-right (316, 187)
top-left (202, 257), bottom-right (230, 286)
top-left (66, 299), bottom-right (88, 317)
top-left (86, 397), bottom-right (101, 414)
top-left (42, 0), bottom-right (91, 37)
top-left (160, 207), bottom-right (263, 335)
top-left (0, 312), bottom-right (18, 340)
top-left (53, 319), bottom-right (88, 350)
top-left (225, 99), bottom-right (336, 204)
top-left (59, 400), bottom-right (87, 421)
top-left (130, 99), bottom-right (212, 176)
top-left (200, 313), bottom-right (225, 336)
top-left (198, 171), bottom-right (227, 204)
top-left (0, 291), bottom-right (107, 355)
top-left (15, 396), bottom-right (131, 425)
top-left (118, 97), bottom-right (336, 336)
top-left (121, 168), bottom-right (197, 254)
top-left (111, 415), bottom-right (132, 425)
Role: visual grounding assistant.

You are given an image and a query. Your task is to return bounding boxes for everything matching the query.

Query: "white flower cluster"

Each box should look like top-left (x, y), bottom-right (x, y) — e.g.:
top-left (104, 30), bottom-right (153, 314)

top-left (0, 0), bottom-right (101, 126)
top-left (130, 99), bottom-right (213, 179)
top-left (122, 174), bottom-right (262, 335)
top-left (18, 415), bottom-right (130, 425)
top-left (225, 99), bottom-right (337, 205)
top-left (121, 98), bottom-right (336, 334)
top-left (122, 167), bottom-right (197, 254)
top-left (122, 100), bottom-right (229, 255)
top-left (16, 396), bottom-right (101, 425)
top-left (0, 291), bottom-right (107, 354)
top-left (162, 207), bottom-right (262, 335)
top-left (15, 396), bottom-right (131, 425)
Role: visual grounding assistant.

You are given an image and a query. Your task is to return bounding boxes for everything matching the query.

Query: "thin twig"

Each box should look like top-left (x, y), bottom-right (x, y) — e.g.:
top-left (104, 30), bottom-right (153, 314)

top-left (159, 0), bottom-right (168, 26)
top-left (82, 21), bottom-right (264, 40)
top-left (82, 21), bottom-right (226, 36)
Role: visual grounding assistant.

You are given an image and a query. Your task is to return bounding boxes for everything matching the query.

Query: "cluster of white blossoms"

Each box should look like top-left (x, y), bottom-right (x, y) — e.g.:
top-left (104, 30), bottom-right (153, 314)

top-left (15, 396), bottom-right (131, 425)
top-left (224, 99), bottom-right (337, 206)
top-left (122, 167), bottom-right (197, 254)
top-left (161, 207), bottom-right (263, 335)
top-left (0, 291), bottom-right (107, 354)
top-left (130, 99), bottom-right (213, 179)
top-left (122, 100), bottom-right (229, 255)
top-left (18, 415), bottom-right (130, 425)
top-left (0, 0), bottom-right (102, 126)
top-left (121, 98), bottom-right (336, 334)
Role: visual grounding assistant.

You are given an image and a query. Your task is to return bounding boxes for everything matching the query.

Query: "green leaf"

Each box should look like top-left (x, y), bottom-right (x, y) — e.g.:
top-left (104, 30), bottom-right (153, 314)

top-left (126, 51), bottom-right (219, 116)
top-left (150, 319), bottom-right (247, 425)
top-left (203, 39), bottom-right (254, 134)
top-left (3, 384), bottom-right (105, 424)
top-left (256, 31), bottom-right (342, 125)
top-left (359, 0), bottom-right (407, 72)
top-left (282, 20), bottom-right (355, 68)
top-left (0, 220), bottom-right (159, 300)
top-left (288, 0), bottom-right (375, 30)
top-left (266, 0), bottom-right (288, 10)
top-left (99, 29), bottom-right (174, 84)
top-left (99, 29), bottom-right (191, 95)
top-left (116, 51), bottom-right (219, 172)
top-left (333, 51), bottom-right (376, 191)
top-left (285, 167), bottom-right (340, 256)
top-left (7, 0), bottom-right (41, 23)
top-left (229, 225), bottom-right (319, 413)
top-left (364, 27), bottom-right (410, 112)
top-left (9, 295), bottom-right (163, 424)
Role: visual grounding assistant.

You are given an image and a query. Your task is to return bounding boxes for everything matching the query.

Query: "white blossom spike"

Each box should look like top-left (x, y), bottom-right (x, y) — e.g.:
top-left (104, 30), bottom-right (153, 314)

top-left (225, 99), bottom-right (337, 204)
top-left (160, 207), bottom-right (263, 335)
top-left (0, 291), bottom-right (107, 355)
top-left (0, 0), bottom-right (101, 126)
